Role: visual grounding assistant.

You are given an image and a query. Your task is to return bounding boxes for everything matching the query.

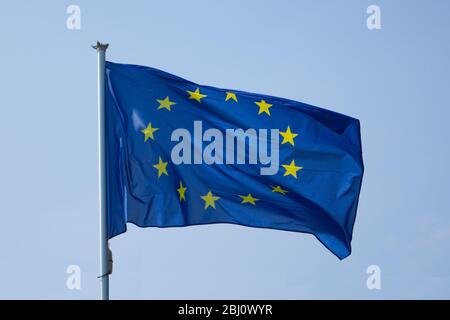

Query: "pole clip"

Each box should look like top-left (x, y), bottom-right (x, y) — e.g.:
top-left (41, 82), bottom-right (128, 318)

top-left (97, 244), bottom-right (113, 278)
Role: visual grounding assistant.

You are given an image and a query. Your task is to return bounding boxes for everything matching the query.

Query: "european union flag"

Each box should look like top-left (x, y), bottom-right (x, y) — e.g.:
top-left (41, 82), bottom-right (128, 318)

top-left (105, 61), bottom-right (363, 259)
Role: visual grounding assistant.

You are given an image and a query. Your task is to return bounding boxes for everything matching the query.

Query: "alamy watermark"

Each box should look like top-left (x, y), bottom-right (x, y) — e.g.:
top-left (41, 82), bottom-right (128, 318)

top-left (367, 5), bottom-right (381, 30)
top-left (366, 265), bottom-right (381, 290)
top-left (66, 265), bottom-right (81, 290)
top-left (171, 121), bottom-right (280, 175)
top-left (66, 5), bottom-right (81, 30)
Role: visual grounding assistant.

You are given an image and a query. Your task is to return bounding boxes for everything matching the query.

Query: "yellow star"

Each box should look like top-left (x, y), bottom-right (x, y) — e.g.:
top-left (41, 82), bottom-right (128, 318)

top-left (201, 190), bottom-right (220, 210)
top-left (271, 185), bottom-right (288, 195)
top-left (282, 160), bottom-right (303, 178)
top-left (225, 92), bottom-right (238, 102)
top-left (187, 88), bottom-right (207, 103)
top-left (141, 122), bottom-right (159, 142)
top-left (177, 181), bottom-right (187, 201)
top-left (279, 126), bottom-right (298, 146)
top-left (153, 157), bottom-right (168, 178)
top-left (156, 96), bottom-right (176, 111)
top-left (255, 99), bottom-right (272, 116)
top-left (239, 193), bottom-right (259, 205)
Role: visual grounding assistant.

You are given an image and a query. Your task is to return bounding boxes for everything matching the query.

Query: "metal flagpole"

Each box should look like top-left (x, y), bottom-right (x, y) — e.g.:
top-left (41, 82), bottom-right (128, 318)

top-left (94, 41), bottom-right (110, 300)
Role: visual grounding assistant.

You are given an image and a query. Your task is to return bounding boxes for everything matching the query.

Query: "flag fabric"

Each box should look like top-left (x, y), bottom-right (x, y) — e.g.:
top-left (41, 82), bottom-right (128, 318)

top-left (104, 61), bottom-right (364, 259)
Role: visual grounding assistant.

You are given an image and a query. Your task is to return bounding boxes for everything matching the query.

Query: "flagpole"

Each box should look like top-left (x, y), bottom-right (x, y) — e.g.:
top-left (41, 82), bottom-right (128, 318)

top-left (94, 41), bottom-right (110, 300)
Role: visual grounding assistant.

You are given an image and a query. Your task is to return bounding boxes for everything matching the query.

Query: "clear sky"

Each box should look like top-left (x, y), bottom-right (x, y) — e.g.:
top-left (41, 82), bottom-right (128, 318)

top-left (1, 0), bottom-right (449, 299)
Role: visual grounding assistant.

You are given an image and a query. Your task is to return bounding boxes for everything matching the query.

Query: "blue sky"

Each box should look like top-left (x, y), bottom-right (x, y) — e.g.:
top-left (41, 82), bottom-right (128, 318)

top-left (0, 0), bottom-right (450, 299)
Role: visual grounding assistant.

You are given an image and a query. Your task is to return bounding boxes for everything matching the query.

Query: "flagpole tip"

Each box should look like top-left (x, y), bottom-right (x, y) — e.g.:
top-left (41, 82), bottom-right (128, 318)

top-left (92, 41), bottom-right (109, 51)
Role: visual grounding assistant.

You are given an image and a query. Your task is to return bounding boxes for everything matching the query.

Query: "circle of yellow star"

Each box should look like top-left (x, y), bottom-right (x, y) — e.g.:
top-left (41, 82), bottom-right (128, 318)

top-left (225, 92), bottom-right (238, 102)
top-left (141, 122), bottom-right (159, 142)
top-left (239, 194), bottom-right (259, 205)
top-left (187, 88), bottom-right (207, 103)
top-left (201, 190), bottom-right (220, 210)
top-left (177, 181), bottom-right (187, 202)
top-left (271, 185), bottom-right (288, 195)
top-left (280, 126), bottom-right (298, 146)
top-left (282, 160), bottom-right (303, 178)
top-left (153, 157), bottom-right (168, 178)
top-left (255, 99), bottom-right (273, 116)
top-left (156, 96), bottom-right (176, 111)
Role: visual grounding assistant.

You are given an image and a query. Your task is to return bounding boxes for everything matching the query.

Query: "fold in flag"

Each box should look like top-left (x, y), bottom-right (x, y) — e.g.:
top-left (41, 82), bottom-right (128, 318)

top-left (105, 61), bottom-right (364, 259)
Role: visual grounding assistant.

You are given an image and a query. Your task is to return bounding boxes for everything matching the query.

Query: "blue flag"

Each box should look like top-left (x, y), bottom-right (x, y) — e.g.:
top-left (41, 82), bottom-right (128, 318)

top-left (105, 61), bottom-right (364, 259)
